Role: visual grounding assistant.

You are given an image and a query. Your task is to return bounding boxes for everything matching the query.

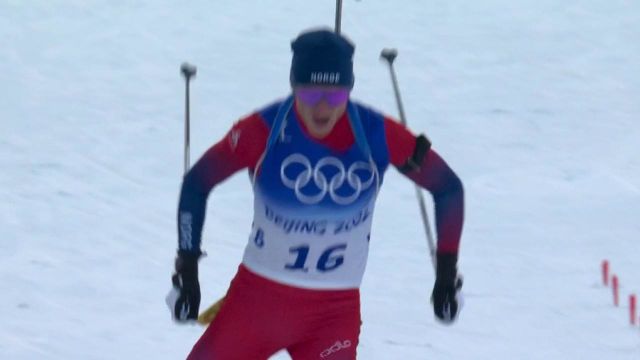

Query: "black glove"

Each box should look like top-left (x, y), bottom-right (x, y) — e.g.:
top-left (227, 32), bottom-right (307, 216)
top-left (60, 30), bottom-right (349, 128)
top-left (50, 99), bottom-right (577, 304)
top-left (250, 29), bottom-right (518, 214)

top-left (167, 251), bottom-right (201, 322)
top-left (431, 253), bottom-right (462, 324)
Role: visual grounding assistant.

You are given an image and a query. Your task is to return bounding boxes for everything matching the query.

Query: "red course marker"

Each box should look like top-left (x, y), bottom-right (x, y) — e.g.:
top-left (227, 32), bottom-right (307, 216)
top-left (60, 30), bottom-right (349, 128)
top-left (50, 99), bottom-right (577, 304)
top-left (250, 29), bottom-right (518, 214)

top-left (612, 275), bottom-right (619, 306)
top-left (602, 260), bottom-right (609, 286)
top-left (630, 295), bottom-right (637, 326)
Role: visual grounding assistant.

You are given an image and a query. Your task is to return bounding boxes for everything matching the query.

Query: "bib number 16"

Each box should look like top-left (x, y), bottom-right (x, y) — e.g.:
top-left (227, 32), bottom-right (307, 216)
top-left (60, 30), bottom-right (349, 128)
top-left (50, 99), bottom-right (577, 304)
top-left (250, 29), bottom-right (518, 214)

top-left (285, 244), bottom-right (347, 272)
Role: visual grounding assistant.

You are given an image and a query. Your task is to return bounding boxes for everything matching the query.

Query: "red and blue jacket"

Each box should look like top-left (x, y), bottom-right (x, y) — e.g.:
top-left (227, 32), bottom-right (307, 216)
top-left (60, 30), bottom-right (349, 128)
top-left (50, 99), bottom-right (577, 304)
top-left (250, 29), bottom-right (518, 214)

top-left (177, 98), bottom-right (463, 287)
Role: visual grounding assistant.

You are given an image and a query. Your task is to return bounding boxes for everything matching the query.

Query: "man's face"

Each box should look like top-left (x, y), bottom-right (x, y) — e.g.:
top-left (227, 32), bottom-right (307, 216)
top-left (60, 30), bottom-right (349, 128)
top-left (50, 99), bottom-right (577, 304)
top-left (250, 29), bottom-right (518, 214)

top-left (294, 86), bottom-right (350, 138)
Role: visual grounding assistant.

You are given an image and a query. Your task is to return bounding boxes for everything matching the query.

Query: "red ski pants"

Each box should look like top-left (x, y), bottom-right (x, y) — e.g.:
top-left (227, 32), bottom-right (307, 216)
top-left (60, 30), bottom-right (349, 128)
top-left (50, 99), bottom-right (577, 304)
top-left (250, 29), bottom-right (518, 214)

top-left (187, 265), bottom-right (361, 360)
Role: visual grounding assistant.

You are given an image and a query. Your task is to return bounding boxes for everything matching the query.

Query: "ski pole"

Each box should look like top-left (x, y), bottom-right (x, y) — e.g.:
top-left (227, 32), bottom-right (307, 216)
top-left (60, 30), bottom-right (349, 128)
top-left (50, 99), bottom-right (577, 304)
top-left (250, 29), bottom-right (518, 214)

top-left (335, 0), bottom-right (343, 34)
top-left (179, 61), bottom-right (226, 326)
top-left (380, 48), bottom-right (437, 271)
top-left (180, 62), bottom-right (197, 174)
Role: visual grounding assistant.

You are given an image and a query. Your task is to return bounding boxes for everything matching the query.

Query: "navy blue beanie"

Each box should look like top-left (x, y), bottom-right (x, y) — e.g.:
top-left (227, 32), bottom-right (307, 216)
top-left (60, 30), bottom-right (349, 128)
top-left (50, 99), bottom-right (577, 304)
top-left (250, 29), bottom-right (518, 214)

top-left (290, 28), bottom-right (355, 88)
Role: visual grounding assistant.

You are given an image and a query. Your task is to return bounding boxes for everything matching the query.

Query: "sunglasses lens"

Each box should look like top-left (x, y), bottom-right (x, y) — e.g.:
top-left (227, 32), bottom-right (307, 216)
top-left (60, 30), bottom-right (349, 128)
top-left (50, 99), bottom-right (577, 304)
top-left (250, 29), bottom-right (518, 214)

top-left (296, 88), bottom-right (349, 106)
top-left (296, 89), bottom-right (324, 105)
top-left (324, 90), bottom-right (349, 106)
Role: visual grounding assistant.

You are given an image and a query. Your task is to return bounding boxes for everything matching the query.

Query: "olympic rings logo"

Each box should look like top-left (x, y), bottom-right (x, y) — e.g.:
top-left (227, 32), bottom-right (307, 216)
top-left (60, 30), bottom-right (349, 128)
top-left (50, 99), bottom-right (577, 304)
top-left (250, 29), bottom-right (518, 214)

top-left (280, 153), bottom-right (377, 205)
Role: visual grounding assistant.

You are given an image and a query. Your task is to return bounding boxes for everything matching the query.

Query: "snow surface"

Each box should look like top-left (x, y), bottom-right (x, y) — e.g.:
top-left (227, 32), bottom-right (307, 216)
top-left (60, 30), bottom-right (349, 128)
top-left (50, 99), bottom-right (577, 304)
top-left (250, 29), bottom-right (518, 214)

top-left (1, 0), bottom-right (639, 359)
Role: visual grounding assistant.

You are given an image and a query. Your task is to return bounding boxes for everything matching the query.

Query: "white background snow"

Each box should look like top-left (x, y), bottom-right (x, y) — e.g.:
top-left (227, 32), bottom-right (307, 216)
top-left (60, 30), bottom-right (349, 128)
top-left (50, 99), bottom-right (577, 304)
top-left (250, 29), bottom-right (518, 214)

top-left (1, 0), bottom-right (639, 359)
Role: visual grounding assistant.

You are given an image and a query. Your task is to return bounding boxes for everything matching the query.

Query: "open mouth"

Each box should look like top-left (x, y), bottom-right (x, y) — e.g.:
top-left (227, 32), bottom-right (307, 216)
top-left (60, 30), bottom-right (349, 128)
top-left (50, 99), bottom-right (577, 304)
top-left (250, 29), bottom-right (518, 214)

top-left (312, 117), bottom-right (330, 127)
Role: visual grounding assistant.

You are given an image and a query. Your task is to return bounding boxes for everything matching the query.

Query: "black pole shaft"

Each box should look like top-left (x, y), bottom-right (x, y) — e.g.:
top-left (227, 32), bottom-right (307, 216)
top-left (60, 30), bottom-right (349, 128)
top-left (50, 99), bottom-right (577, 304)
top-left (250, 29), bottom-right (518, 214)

top-left (387, 64), bottom-right (408, 126)
top-left (180, 62), bottom-right (196, 175)
top-left (335, 0), bottom-right (343, 34)
top-left (381, 49), bottom-right (437, 270)
top-left (184, 78), bottom-right (191, 174)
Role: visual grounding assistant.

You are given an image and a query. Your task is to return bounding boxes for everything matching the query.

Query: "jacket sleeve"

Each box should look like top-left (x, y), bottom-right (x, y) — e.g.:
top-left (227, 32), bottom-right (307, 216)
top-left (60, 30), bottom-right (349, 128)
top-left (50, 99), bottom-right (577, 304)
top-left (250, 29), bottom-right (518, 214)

top-left (177, 113), bottom-right (268, 254)
top-left (383, 117), bottom-right (464, 254)
top-left (402, 149), bottom-right (464, 254)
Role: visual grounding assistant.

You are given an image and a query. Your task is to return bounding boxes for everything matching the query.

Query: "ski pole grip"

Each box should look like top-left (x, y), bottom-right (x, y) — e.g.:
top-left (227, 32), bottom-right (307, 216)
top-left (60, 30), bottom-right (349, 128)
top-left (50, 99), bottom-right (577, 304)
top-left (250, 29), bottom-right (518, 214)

top-left (380, 48), bottom-right (398, 65)
top-left (181, 62), bottom-right (197, 80)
